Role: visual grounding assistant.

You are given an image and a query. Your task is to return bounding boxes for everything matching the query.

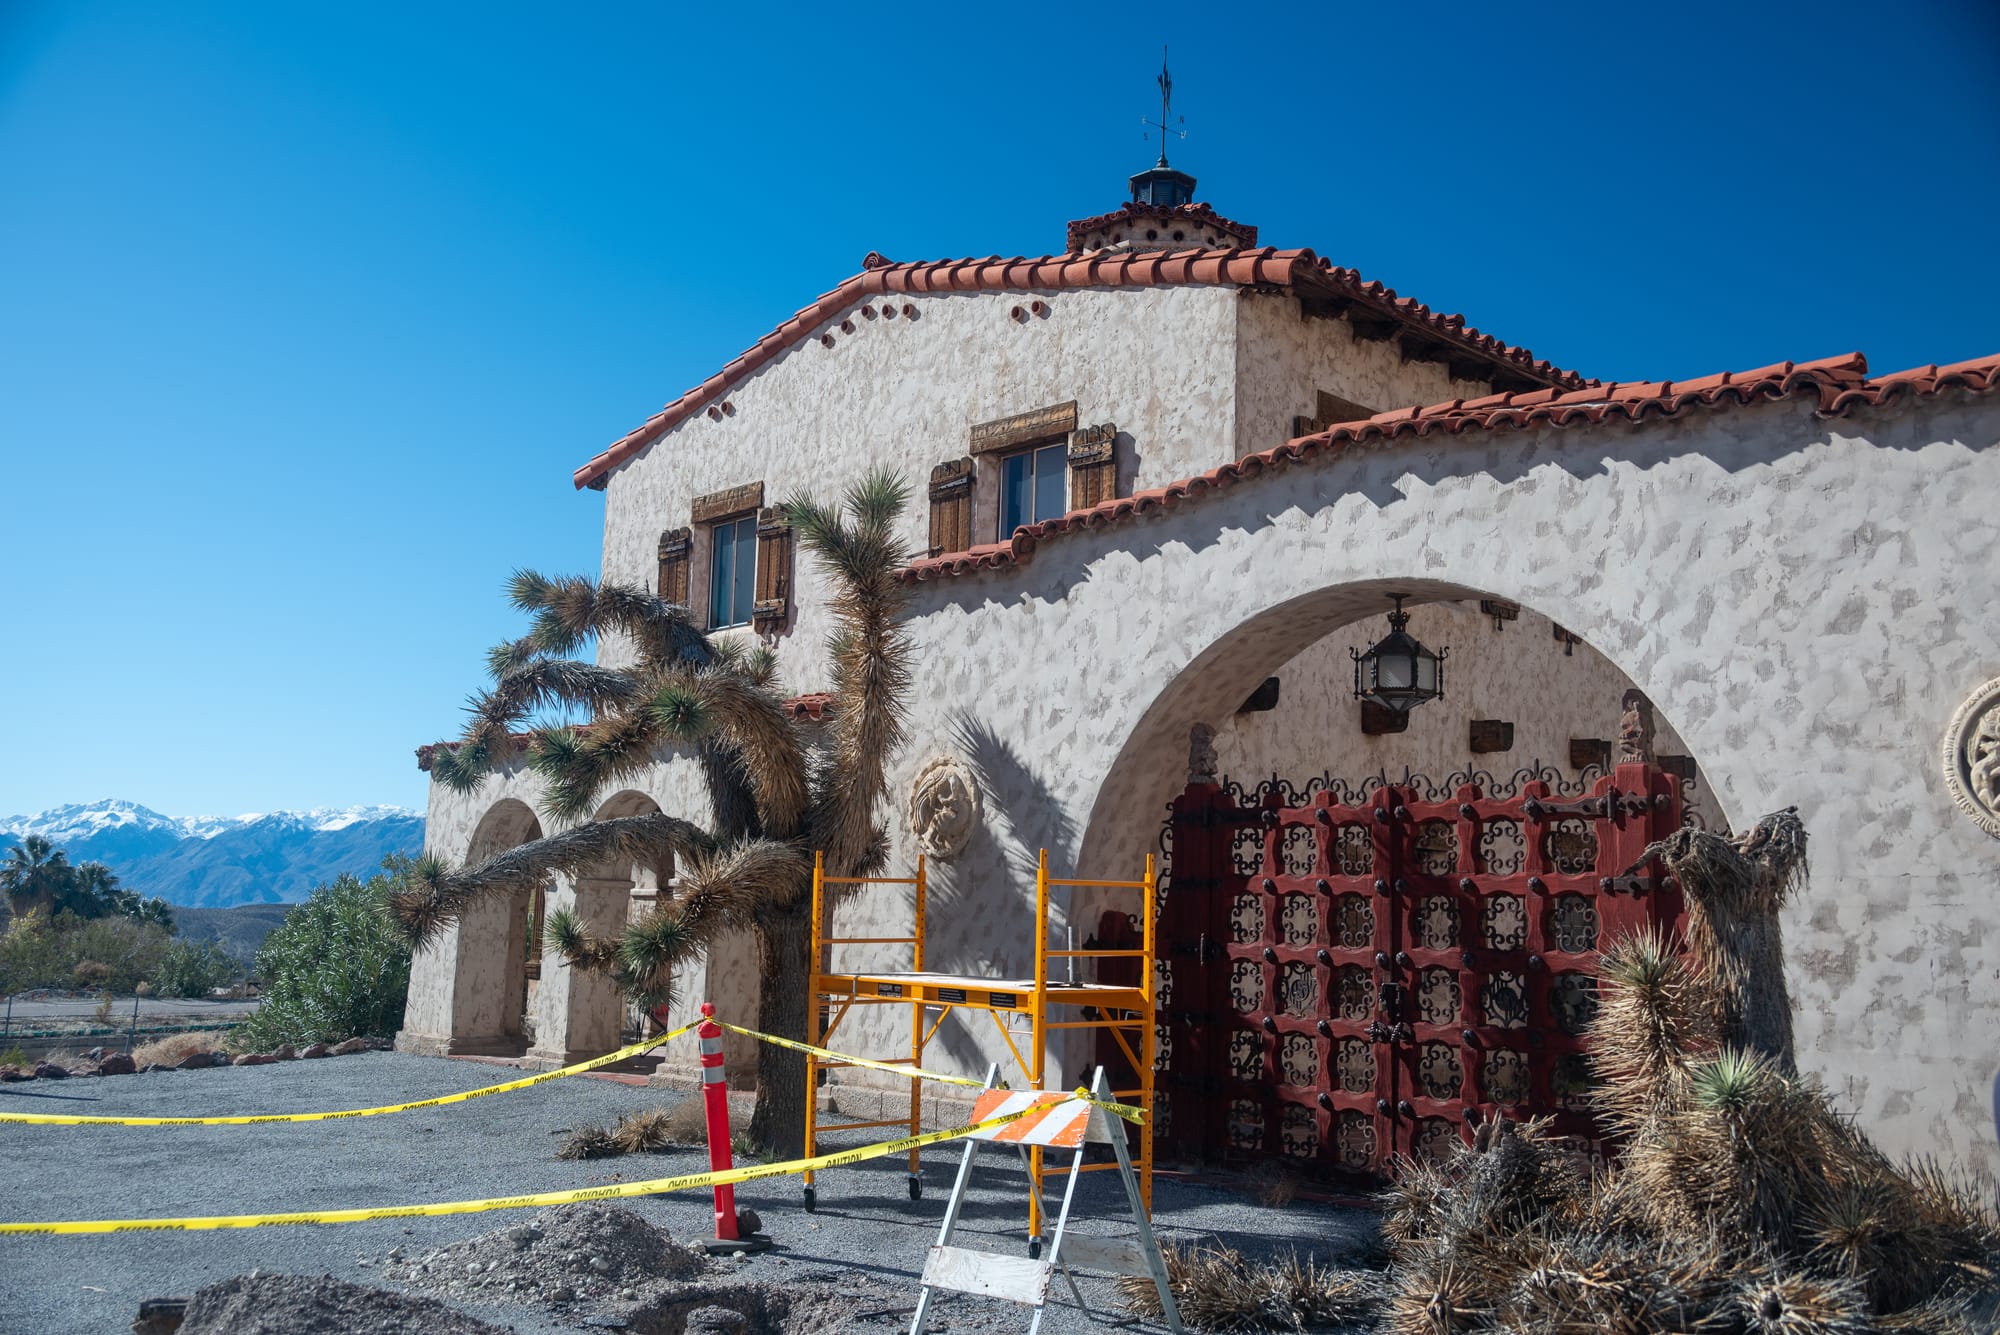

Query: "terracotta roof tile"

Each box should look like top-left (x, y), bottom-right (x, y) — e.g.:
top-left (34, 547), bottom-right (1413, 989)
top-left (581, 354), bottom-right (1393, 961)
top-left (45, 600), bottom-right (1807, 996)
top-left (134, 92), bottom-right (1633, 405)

top-left (572, 248), bottom-right (1585, 489)
top-left (898, 349), bottom-right (1998, 585)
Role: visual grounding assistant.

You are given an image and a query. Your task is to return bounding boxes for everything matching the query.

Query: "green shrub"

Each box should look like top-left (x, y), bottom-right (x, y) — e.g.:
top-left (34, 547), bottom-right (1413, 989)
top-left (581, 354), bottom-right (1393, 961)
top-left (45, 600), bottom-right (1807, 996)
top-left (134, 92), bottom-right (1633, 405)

top-left (153, 938), bottom-right (241, 999)
top-left (235, 857), bottom-right (414, 1049)
top-left (0, 913), bottom-right (172, 995)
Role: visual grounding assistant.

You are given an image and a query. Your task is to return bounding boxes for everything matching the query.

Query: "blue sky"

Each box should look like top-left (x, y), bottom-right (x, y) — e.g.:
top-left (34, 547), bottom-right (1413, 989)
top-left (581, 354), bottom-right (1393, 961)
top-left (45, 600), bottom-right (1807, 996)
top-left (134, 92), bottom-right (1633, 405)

top-left (1, 1), bottom-right (1994, 820)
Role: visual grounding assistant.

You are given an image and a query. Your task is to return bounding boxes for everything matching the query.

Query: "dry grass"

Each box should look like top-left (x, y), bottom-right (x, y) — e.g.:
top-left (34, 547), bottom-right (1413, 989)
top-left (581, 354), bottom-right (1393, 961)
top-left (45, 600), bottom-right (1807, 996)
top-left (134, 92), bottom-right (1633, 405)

top-left (1117, 1239), bottom-right (1381, 1332)
top-left (556, 1098), bottom-right (748, 1160)
top-left (132, 1030), bottom-right (226, 1067)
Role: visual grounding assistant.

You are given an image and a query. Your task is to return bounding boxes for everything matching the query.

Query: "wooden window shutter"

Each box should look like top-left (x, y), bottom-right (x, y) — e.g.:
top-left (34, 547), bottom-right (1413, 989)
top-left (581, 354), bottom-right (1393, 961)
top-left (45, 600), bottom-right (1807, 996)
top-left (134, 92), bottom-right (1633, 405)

top-left (657, 527), bottom-right (692, 607)
top-left (927, 458), bottom-right (973, 556)
top-left (751, 507), bottom-right (793, 628)
top-left (1067, 422), bottom-right (1117, 511)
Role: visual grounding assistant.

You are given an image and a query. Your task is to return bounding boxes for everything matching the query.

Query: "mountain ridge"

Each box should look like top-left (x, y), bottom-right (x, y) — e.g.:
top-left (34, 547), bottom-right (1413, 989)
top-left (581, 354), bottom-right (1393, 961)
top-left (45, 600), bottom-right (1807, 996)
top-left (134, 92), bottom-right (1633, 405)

top-left (0, 799), bottom-right (426, 908)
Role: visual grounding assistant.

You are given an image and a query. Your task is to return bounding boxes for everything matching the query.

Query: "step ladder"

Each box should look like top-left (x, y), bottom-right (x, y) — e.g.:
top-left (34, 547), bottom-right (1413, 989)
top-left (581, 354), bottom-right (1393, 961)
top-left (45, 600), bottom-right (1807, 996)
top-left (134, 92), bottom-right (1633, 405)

top-left (910, 1067), bottom-right (1184, 1335)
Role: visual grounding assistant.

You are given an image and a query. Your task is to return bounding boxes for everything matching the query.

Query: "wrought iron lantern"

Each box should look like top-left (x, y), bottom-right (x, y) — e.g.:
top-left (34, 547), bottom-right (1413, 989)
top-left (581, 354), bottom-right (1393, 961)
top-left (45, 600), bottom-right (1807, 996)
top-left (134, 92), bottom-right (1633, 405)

top-left (1351, 594), bottom-right (1447, 715)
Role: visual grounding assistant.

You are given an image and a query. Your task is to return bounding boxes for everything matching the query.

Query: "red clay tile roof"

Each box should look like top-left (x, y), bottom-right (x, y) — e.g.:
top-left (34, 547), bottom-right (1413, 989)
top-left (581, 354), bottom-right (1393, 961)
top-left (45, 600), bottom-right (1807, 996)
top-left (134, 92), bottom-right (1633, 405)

top-left (417, 694), bottom-right (837, 769)
top-left (1065, 201), bottom-right (1258, 251)
top-left (572, 248), bottom-right (1584, 490)
top-left (898, 350), bottom-right (2000, 584)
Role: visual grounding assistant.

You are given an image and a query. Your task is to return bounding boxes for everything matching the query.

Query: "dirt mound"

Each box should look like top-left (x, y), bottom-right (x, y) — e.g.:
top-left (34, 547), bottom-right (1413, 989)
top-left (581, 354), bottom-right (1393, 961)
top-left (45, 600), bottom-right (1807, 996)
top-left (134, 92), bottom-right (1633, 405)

top-left (386, 1202), bottom-right (704, 1309)
top-left (175, 1272), bottom-right (509, 1335)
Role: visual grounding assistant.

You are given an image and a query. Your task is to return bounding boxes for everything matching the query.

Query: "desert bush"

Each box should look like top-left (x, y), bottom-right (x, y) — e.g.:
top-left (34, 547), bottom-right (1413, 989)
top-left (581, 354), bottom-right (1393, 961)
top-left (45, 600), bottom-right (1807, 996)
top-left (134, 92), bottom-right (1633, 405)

top-left (234, 857), bottom-right (414, 1050)
top-left (556, 1098), bottom-right (746, 1160)
top-left (1117, 1240), bottom-right (1382, 1332)
top-left (132, 1030), bottom-right (226, 1067)
top-left (0, 913), bottom-right (172, 994)
top-left (153, 938), bottom-right (241, 999)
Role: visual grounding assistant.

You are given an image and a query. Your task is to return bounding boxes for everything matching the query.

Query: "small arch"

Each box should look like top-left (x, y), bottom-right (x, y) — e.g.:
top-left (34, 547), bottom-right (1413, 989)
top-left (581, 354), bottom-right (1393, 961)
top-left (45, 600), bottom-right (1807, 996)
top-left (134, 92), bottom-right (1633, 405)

top-left (453, 798), bottom-right (545, 1054)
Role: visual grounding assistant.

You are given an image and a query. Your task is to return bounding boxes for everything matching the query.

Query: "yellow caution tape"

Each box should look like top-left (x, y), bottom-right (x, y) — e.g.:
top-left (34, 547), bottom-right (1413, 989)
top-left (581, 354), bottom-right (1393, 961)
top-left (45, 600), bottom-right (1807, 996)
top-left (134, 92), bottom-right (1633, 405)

top-left (0, 1021), bottom-right (701, 1127)
top-left (0, 1103), bottom-right (1050, 1234)
top-left (710, 1019), bottom-right (988, 1089)
top-left (712, 1020), bottom-right (1145, 1125)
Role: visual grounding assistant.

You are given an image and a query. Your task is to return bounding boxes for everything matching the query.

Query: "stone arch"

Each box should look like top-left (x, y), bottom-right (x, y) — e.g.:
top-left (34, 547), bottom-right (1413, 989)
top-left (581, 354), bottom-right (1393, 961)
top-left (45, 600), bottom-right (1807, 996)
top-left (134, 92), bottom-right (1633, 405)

top-left (446, 798), bottom-right (544, 1055)
top-left (1075, 577), bottom-right (1714, 884)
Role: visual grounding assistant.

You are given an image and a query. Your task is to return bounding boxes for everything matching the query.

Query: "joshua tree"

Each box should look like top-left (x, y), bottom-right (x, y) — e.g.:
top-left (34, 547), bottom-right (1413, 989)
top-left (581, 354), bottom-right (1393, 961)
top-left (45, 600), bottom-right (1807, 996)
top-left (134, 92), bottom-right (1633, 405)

top-left (391, 472), bottom-right (911, 1157)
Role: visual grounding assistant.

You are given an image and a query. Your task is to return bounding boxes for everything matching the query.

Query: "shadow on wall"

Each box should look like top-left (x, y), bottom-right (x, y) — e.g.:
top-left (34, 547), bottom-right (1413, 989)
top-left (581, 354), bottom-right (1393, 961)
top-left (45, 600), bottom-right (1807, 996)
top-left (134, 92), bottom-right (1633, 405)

top-left (876, 713), bottom-right (1083, 1080)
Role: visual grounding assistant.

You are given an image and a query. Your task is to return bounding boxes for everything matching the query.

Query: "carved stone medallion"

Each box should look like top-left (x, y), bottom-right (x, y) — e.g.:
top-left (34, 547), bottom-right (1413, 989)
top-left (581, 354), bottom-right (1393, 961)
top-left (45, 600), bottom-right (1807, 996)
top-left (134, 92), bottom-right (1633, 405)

top-left (1942, 677), bottom-right (2000, 840)
top-left (907, 755), bottom-right (982, 860)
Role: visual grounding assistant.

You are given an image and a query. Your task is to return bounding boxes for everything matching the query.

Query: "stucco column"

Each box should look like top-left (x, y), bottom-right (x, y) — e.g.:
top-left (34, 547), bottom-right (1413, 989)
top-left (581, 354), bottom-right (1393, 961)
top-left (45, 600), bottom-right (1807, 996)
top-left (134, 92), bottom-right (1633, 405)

top-left (393, 928), bottom-right (463, 1057)
top-left (526, 874), bottom-right (631, 1068)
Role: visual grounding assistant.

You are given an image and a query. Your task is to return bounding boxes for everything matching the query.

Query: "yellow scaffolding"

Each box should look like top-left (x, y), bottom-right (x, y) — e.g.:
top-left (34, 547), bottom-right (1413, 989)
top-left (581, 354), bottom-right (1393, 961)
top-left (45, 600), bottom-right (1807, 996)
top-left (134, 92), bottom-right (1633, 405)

top-left (802, 848), bottom-right (1158, 1248)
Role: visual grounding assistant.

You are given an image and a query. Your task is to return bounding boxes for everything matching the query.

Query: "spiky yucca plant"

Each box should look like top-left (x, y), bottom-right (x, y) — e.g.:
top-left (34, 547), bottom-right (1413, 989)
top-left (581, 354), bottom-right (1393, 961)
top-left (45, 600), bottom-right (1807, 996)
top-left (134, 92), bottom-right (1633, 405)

top-left (392, 471), bottom-right (912, 1157)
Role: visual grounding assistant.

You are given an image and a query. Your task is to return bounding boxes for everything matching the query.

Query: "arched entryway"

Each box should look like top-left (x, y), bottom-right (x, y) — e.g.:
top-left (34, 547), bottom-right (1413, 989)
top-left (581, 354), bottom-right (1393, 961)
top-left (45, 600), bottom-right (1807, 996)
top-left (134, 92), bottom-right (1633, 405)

top-left (1074, 583), bottom-right (1712, 1183)
top-left (525, 789), bottom-right (660, 1067)
top-left (446, 798), bottom-right (543, 1055)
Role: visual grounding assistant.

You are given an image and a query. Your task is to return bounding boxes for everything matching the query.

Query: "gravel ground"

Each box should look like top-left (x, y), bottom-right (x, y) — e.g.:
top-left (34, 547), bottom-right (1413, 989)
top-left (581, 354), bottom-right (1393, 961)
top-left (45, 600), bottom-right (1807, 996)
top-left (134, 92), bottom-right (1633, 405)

top-left (0, 1051), bottom-right (1377, 1334)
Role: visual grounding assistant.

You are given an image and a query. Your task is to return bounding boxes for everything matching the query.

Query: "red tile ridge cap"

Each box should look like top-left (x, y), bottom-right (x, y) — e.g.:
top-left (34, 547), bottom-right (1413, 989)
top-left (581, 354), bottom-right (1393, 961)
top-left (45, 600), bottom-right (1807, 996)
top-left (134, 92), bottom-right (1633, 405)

top-left (572, 247), bottom-right (1584, 490)
top-left (897, 347), bottom-right (1996, 586)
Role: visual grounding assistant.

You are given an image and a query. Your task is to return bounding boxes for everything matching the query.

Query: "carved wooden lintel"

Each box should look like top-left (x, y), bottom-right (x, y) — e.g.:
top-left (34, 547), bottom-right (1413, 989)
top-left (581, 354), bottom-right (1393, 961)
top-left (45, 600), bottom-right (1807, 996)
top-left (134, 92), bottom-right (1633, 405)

top-left (1361, 702), bottom-right (1409, 736)
top-left (970, 401), bottom-right (1077, 455)
top-left (1552, 623), bottom-right (1582, 656)
top-left (1570, 737), bottom-right (1611, 771)
top-left (1479, 598), bottom-right (1520, 629)
top-left (691, 480), bottom-right (764, 524)
top-left (1657, 753), bottom-right (1697, 781)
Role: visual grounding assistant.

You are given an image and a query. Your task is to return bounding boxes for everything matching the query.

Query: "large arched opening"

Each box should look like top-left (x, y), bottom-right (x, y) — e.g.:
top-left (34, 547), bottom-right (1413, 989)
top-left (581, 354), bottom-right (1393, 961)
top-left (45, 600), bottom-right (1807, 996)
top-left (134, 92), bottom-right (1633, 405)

top-left (1071, 579), bottom-right (1715, 1182)
top-left (448, 798), bottom-right (544, 1055)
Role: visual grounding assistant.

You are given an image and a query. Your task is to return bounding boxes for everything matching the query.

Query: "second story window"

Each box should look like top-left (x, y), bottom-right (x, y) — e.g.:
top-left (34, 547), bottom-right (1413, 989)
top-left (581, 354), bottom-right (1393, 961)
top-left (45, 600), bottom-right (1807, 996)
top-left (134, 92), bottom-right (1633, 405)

top-left (708, 515), bottom-right (758, 628)
top-left (999, 440), bottom-right (1067, 538)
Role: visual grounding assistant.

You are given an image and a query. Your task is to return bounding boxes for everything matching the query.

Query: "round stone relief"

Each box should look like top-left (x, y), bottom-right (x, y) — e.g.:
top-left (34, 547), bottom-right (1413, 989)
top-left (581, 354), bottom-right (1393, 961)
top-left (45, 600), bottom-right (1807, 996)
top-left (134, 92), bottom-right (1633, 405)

top-left (907, 755), bottom-right (982, 860)
top-left (1942, 677), bottom-right (2000, 840)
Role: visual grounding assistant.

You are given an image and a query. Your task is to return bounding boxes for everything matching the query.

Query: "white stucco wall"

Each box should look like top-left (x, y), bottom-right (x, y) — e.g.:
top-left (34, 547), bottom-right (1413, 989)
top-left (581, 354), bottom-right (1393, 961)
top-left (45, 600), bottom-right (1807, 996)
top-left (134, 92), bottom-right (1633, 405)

top-left (1212, 601), bottom-right (1711, 826)
top-left (597, 284), bottom-right (1244, 674)
top-left (1233, 289), bottom-right (1496, 457)
top-left (868, 389), bottom-right (1998, 1173)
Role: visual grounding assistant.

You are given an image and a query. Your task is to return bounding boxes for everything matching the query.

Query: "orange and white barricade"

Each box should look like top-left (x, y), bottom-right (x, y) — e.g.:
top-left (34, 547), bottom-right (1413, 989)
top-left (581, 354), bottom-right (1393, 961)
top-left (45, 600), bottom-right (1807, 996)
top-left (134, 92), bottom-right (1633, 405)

top-left (909, 1066), bottom-right (1183, 1335)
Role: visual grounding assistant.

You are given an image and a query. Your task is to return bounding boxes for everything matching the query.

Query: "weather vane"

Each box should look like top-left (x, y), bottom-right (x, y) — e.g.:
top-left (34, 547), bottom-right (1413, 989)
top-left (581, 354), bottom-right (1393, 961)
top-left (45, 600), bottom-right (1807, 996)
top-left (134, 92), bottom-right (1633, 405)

top-left (1142, 45), bottom-right (1185, 167)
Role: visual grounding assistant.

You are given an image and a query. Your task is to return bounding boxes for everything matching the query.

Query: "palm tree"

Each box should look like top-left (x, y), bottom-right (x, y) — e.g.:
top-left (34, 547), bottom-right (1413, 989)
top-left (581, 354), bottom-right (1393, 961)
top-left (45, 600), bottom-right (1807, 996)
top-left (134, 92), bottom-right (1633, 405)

top-left (392, 472), bottom-right (911, 1156)
top-left (1, 835), bottom-right (74, 921)
top-left (68, 861), bottom-right (125, 920)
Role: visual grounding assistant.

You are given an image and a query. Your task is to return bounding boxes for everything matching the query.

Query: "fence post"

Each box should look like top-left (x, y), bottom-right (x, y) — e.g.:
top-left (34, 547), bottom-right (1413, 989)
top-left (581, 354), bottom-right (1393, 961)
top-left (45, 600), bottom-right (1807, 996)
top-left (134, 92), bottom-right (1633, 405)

top-left (3, 994), bottom-right (11, 1046)
top-left (127, 994), bottom-right (139, 1055)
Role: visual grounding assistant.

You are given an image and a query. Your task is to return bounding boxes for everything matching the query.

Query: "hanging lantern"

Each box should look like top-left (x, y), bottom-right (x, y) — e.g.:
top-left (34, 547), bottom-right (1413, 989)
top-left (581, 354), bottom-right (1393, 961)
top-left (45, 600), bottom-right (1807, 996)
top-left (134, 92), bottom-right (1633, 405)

top-left (1351, 594), bottom-right (1447, 715)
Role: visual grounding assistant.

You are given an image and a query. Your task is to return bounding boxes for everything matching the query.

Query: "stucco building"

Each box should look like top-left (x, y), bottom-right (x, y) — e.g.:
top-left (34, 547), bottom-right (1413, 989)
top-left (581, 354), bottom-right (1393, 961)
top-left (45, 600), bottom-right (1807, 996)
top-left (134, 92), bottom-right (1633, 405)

top-left (398, 155), bottom-right (2000, 1178)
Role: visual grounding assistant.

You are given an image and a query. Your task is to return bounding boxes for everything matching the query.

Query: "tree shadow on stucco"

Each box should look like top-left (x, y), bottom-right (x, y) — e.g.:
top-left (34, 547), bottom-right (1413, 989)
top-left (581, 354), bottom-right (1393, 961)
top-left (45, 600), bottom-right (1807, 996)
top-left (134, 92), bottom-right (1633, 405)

top-left (889, 712), bottom-right (1083, 1082)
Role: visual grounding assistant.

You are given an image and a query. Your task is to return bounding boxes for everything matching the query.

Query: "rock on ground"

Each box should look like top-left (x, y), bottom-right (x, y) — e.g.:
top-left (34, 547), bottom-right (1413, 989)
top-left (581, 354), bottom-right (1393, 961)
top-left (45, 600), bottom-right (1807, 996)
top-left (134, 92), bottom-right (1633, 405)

top-left (386, 1203), bottom-right (705, 1310)
top-left (175, 1273), bottom-right (510, 1335)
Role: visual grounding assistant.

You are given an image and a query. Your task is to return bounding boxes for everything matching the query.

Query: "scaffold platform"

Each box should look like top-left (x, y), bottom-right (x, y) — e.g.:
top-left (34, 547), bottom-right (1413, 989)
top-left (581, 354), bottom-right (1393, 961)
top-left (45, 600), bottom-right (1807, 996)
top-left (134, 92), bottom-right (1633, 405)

top-left (801, 848), bottom-right (1159, 1250)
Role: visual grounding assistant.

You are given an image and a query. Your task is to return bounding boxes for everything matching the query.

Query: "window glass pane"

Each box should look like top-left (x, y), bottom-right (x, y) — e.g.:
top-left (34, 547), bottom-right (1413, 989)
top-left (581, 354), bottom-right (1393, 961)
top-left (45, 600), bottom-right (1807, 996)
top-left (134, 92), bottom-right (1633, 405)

top-left (709, 523), bottom-right (734, 625)
top-left (1034, 443), bottom-right (1066, 521)
top-left (732, 517), bottom-right (755, 625)
top-left (1001, 452), bottom-right (1030, 536)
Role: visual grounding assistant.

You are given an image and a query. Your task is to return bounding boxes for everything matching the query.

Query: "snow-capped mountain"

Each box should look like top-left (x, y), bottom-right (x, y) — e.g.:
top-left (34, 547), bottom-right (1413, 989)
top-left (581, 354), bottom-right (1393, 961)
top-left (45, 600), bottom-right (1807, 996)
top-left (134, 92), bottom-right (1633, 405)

top-left (0, 800), bottom-right (425, 908)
